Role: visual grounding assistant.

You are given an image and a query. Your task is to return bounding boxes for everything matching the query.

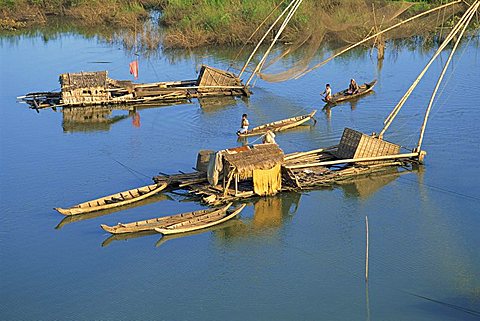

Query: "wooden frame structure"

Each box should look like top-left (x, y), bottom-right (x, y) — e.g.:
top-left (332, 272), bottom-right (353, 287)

top-left (18, 65), bottom-right (250, 110)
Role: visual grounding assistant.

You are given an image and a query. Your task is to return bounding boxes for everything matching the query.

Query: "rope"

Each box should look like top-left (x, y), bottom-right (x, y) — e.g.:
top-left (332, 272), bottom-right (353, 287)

top-left (110, 157), bottom-right (152, 183)
top-left (397, 175), bottom-right (480, 201)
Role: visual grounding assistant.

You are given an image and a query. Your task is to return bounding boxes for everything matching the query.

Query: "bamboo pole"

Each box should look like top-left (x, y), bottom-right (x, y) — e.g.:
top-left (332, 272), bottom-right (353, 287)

top-left (294, 0), bottom-right (463, 79)
top-left (365, 216), bottom-right (369, 282)
top-left (417, 1), bottom-right (479, 150)
top-left (246, 0), bottom-right (304, 86)
top-left (284, 152), bottom-right (419, 169)
top-left (230, 0), bottom-right (287, 73)
top-left (379, 1), bottom-right (477, 138)
top-left (284, 146), bottom-right (337, 161)
top-left (239, 0), bottom-right (298, 78)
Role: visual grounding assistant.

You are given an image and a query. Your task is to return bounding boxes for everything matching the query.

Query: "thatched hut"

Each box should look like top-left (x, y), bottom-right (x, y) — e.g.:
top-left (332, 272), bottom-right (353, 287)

top-left (208, 144), bottom-right (284, 197)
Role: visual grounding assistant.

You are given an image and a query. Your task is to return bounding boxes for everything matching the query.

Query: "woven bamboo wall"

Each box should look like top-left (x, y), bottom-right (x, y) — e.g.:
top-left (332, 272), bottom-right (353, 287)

top-left (336, 128), bottom-right (401, 164)
top-left (60, 71), bottom-right (109, 104)
top-left (197, 65), bottom-right (241, 92)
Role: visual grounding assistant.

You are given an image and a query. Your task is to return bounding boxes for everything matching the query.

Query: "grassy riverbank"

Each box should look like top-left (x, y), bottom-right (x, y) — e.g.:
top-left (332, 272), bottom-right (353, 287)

top-left (158, 0), bottom-right (471, 48)
top-left (0, 0), bottom-right (159, 31)
top-left (1, 0), bottom-right (475, 48)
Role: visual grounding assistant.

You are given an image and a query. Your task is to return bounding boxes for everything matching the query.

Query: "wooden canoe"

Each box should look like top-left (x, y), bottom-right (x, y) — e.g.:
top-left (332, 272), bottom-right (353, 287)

top-left (100, 202), bottom-right (233, 234)
top-left (323, 80), bottom-right (377, 105)
top-left (237, 110), bottom-right (317, 137)
top-left (55, 182), bottom-right (168, 216)
top-left (155, 203), bottom-right (246, 235)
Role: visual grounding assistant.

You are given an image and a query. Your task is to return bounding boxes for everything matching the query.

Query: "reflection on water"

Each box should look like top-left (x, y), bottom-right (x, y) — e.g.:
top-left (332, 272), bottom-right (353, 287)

top-left (198, 96), bottom-right (239, 111)
top-left (337, 167), bottom-right (402, 200)
top-left (62, 107), bottom-right (131, 133)
top-left (54, 101), bottom-right (192, 133)
top-left (2, 27), bottom-right (480, 321)
top-left (215, 193), bottom-right (301, 240)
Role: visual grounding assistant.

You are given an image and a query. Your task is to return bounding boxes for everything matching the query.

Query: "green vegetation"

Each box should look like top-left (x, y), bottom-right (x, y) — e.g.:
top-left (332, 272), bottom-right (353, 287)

top-left (0, 0), bottom-right (475, 48)
top-left (0, 0), bottom-right (160, 31)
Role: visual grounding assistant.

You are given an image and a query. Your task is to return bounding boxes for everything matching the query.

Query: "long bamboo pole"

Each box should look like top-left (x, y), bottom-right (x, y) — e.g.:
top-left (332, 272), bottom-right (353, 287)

top-left (417, 1), bottom-right (479, 150)
top-left (230, 0), bottom-right (287, 73)
top-left (379, 1), bottom-right (477, 138)
top-left (294, 0), bottom-right (463, 79)
top-left (284, 147), bottom-right (336, 161)
top-left (284, 152), bottom-right (419, 169)
top-left (239, 0), bottom-right (297, 78)
top-left (246, 0), bottom-right (304, 86)
top-left (365, 216), bottom-right (369, 283)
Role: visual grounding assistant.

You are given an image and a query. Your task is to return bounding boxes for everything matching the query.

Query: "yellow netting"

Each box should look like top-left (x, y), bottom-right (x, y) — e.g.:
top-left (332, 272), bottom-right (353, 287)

top-left (253, 163), bottom-right (282, 196)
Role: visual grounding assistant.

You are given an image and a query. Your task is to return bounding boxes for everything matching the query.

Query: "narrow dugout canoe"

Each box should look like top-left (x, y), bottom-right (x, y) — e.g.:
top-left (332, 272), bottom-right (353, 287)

top-left (54, 182), bottom-right (168, 216)
top-left (100, 202), bottom-right (233, 234)
top-left (323, 80), bottom-right (377, 105)
top-left (155, 203), bottom-right (247, 235)
top-left (237, 110), bottom-right (317, 137)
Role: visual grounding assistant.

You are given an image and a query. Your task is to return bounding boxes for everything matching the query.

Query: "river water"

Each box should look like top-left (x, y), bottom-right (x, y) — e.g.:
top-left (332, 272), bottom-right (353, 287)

top-left (0, 30), bottom-right (479, 320)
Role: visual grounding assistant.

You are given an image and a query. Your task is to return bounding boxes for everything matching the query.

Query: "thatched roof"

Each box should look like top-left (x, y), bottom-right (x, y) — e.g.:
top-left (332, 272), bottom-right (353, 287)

top-left (223, 144), bottom-right (284, 177)
top-left (60, 71), bottom-right (108, 91)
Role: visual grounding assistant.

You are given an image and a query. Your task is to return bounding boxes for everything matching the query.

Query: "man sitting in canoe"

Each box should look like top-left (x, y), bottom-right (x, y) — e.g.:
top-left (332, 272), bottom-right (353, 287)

top-left (237, 113), bottom-right (249, 135)
top-left (347, 79), bottom-right (359, 95)
top-left (321, 84), bottom-right (332, 102)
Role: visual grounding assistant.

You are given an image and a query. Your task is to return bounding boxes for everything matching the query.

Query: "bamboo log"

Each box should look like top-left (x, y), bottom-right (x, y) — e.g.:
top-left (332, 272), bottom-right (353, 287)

top-left (365, 216), bottom-right (369, 282)
top-left (284, 146), bottom-right (337, 161)
top-left (284, 152), bottom-right (419, 169)
top-left (417, 1), bottom-right (479, 150)
top-left (224, 170), bottom-right (235, 197)
top-left (380, 1), bottom-right (477, 138)
top-left (246, 0), bottom-right (304, 86)
top-left (239, 0), bottom-right (298, 78)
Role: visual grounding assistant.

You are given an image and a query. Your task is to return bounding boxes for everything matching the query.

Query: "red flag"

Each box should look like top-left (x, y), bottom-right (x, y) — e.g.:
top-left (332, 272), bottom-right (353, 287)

top-left (129, 60), bottom-right (138, 79)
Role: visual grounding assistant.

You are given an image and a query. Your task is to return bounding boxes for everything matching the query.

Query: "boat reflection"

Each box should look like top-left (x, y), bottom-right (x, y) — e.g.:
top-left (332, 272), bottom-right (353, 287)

top-left (59, 101), bottom-right (193, 133)
top-left (154, 218), bottom-right (244, 248)
top-left (55, 192), bottom-right (172, 229)
top-left (212, 192), bottom-right (301, 240)
top-left (336, 167), bottom-right (401, 199)
top-left (102, 230), bottom-right (158, 247)
top-left (198, 96), bottom-right (239, 111)
top-left (322, 90), bottom-right (375, 111)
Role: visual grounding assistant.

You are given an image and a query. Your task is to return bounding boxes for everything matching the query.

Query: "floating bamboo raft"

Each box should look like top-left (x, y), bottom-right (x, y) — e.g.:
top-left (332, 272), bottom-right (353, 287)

top-left (237, 110), bottom-right (317, 137)
top-left (55, 182), bottom-right (168, 216)
top-left (323, 80), bottom-right (377, 105)
top-left (101, 202), bottom-right (233, 234)
top-left (18, 65), bottom-right (250, 110)
top-left (152, 128), bottom-right (422, 206)
top-left (155, 204), bottom-right (246, 235)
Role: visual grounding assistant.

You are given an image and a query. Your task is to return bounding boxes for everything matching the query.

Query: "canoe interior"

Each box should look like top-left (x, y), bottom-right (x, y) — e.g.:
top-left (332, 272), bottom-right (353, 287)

top-left (55, 182), bottom-right (167, 215)
top-left (101, 202), bottom-right (232, 234)
top-left (323, 80), bottom-right (377, 104)
top-left (156, 204), bottom-right (246, 235)
top-left (238, 110), bottom-right (316, 137)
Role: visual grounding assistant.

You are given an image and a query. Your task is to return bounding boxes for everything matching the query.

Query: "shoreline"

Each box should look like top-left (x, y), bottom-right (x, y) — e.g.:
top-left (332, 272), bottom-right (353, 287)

top-left (1, 1), bottom-right (477, 49)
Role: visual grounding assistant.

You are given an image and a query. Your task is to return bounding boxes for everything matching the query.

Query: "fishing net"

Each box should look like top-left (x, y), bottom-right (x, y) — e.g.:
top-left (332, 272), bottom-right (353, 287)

top-left (254, 0), bottom-right (463, 82)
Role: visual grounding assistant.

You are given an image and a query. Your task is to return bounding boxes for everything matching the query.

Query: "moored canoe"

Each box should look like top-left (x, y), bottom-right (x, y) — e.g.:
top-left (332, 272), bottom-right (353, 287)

top-left (155, 203), bottom-right (246, 235)
top-left (55, 182), bottom-right (168, 216)
top-left (100, 202), bottom-right (233, 234)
